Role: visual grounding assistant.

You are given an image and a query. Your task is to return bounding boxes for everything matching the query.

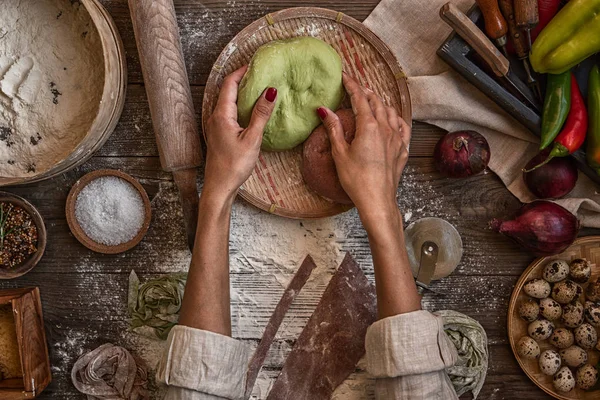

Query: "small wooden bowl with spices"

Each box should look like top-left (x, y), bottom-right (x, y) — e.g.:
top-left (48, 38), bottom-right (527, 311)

top-left (66, 170), bottom-right (152, 254)
top-left (0, 192), bottom-right (46, 280)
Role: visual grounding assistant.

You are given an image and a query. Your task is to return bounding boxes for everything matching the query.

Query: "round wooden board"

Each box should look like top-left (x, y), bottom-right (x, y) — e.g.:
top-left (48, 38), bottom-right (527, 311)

top-left (202, 7), bottom-right (412, 219)
top-left (508, 236), bottom-right (600, 399)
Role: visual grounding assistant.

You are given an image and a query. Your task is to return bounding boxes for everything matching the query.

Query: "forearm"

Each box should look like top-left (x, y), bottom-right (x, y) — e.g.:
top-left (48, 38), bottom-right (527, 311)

top-left (178, 188), bottom-right (235, 336)
top-left (359, 204), bottom-right (421, 319)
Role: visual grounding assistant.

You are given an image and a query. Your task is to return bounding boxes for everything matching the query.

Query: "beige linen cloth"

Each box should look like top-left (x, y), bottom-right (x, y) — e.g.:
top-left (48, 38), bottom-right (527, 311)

top-left (364, 0), bottom-right (600, 227)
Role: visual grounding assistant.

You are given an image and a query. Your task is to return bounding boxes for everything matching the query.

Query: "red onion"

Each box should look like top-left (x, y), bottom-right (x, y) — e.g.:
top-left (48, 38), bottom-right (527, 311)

top-left (523, 149), bottom-right (578, 199)
top-left (490, 201), bottom-right (579, 256)
top-left (434, 131), bottom-right (490, 178)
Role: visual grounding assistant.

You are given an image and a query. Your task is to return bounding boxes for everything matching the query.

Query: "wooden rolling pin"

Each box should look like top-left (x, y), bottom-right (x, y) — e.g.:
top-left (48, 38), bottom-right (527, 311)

top-left (129, 0), bottom-right (202, 251)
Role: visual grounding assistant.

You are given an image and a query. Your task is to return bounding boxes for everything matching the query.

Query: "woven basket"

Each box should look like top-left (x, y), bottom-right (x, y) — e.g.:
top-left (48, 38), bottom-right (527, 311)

top-left (203, 7), bottom-right (411, 219)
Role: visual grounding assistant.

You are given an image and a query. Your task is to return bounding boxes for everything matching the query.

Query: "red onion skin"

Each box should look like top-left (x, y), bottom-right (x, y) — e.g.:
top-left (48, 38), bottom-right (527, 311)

top-left (523, 149), bottom-right (578, 199)
top-left (434, 131), bottom-right (491, 178)
top-left (491, 201), bottom-right (579, 256)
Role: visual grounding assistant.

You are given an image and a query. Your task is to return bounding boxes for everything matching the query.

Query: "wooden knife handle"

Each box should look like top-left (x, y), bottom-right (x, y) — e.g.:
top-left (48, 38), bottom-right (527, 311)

top-left (129, 0), bottom-right (202, 172)
top-left (514, 0), bottom-right (539, 30)
top-left (498, 0), bottom-right (529, 57)
top-left (475, 0), bottom-right (508, 40)
top-left (440, 2), bottom-right (510, 77)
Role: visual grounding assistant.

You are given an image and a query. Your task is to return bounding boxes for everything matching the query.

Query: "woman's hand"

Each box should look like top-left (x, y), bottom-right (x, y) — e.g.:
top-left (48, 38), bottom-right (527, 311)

top-left (318, 75), bottom-right (420, 318)
top-left (317, 73), bottom-right (411, 219)
top-left (203, 66), bottom-right (277, 202)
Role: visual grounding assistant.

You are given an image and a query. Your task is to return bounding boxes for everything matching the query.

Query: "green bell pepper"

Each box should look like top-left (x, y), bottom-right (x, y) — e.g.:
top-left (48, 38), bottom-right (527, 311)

top-left (540, 71), bottom-right (571, 150)
top-left (587, 65), bottom-right (600, 175)
top-left (530, 0), bottom-right (600, 74)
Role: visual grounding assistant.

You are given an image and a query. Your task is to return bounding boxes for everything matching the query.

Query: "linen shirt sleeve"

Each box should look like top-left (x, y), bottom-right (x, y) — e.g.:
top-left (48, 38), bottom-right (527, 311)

top-left (156, 325), bottom-right (254, 400)
top-left (365, 310), bottom-right (459, 400)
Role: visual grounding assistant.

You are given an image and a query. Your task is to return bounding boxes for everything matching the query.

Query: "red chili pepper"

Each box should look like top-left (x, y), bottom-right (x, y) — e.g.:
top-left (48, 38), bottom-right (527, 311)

top-left (525, 73), bottom-right (588, 171)
top-left (531, 0), bottom-right (561, 43)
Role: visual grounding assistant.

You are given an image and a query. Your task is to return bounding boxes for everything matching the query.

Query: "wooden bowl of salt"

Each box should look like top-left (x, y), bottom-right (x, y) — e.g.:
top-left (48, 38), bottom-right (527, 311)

top-left (66, 170), bottom-right (152, 254)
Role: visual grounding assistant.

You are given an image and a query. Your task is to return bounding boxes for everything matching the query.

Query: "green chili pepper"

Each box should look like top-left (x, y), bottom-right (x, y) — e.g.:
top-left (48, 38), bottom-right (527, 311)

top-left (540, 71), bottom-right (571, 150)
top-left (587, 65), bottom-right (600, 175)
top-left (530, 0), bottom-right (600, 74)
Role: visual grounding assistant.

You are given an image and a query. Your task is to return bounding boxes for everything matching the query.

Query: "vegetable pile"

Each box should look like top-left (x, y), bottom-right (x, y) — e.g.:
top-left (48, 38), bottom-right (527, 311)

top-left (527, 0), bottom-right (600, 177)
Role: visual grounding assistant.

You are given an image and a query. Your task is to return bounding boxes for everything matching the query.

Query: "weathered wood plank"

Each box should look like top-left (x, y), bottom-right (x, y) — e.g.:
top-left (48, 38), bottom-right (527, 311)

top-left (100, 0), bottom-right (382, 85)
top-left (0, 0), bottom-right (587, 398)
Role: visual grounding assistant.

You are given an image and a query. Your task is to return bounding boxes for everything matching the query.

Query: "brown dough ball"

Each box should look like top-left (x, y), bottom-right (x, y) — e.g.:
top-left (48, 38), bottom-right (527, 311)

top-left (301, 109), bottom-right (355, 205)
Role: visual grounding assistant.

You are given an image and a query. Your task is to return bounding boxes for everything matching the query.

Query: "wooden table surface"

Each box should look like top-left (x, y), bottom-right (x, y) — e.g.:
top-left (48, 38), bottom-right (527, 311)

top-left (2, 1), bottom-right (597, 399)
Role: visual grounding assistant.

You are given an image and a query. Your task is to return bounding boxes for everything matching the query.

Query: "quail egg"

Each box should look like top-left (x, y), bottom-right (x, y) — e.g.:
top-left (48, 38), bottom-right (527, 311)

top-left (577, 364), bottom-right (599, 390)
top-left (539, 349), bottom-right (562, 376)
top-left (574, 323), bottom-right (598, 350)
top-left (563, 301), bottom-right (585, 328)
top-left (524, 278), bottom-right (551, 299)
top-left (552, 280), bottom-right (582, 304)
top-left (584, 301), bottom-right (600, 327)
top-left (543, 259), bottom-right (569, 283)
top-left (587, 278), bottom-right (600, 302)
top-left (554, 366), bottom-right (576, 393)
top-left (528, 319), bottom-right (554, 341)
top-left (550, 328), bottom-right (575, 349)
top-left (569, 258), bottom-right (592, 283)
top-left (517, 336), bottom-right (540, 359)
top-left (539, 298), bottom-right (562, 321)
top-left (560, 345), bottom-right (588, 368)
top-left (519, 299), bottom-right (540, 322)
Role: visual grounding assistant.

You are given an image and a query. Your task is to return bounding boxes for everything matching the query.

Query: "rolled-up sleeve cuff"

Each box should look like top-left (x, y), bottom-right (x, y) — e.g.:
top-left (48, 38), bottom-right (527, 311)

top-left (156, 325), bottom-right (253, 400)
top-left (365, 310), bottom-right (457, 378)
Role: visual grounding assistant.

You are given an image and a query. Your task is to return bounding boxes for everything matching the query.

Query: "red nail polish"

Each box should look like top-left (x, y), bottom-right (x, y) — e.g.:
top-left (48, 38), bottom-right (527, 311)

top-left (317, 107), bottom-right (327, 119)
top-left (266, 87), bottom-right (277, 102)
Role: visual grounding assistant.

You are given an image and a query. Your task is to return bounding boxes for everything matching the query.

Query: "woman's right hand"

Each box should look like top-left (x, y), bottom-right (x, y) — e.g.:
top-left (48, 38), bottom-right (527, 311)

top-left (317, 73), bottom-right (411, 219)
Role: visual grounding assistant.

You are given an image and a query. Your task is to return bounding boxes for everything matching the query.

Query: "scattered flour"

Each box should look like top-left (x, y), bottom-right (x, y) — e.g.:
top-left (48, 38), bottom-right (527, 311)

top-left (230, 201), bottom-right (344, 289)
top-left (0, 0), bottom-right (104, 177)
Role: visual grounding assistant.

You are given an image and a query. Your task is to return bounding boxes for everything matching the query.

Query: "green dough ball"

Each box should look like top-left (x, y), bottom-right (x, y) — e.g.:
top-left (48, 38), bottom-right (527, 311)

top-left (237, 37), bottom-right (344, 151)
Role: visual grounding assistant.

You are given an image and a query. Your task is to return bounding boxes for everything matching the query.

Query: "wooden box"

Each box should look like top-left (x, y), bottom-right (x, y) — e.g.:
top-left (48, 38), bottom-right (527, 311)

top-left (0, 288), bottom-right (51, 399)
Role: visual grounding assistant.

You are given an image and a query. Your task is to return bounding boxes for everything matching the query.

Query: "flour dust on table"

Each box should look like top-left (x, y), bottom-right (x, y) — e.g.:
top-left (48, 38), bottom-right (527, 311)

top-left (0, 0), bottom-right (104, 177)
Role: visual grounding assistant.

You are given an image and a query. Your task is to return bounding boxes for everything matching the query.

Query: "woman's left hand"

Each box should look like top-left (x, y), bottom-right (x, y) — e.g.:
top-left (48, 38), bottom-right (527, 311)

top-left (203, 66), bottom-right (277, 201)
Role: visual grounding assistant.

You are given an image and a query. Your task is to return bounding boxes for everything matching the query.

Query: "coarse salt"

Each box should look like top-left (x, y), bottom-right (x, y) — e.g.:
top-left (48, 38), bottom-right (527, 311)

top-left (74, 176), bottom-right (145, 246)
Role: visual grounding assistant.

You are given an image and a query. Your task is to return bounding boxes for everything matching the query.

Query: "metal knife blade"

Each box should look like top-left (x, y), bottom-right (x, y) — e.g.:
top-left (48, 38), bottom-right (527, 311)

top-left (416, 241), bottom-right (439, 291)
top-left (504, 66), bottom-right (542, 112)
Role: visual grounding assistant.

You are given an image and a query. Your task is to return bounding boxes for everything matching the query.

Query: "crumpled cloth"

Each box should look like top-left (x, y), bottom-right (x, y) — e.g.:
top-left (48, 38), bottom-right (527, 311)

top-left (364, 0), bottom-right (600, 227)
top-left (128, 270), bottom-right (187, 340)
top-left (435, 310), bottom-right (488, 399)
top-left (71, 343), bottom-right (149, 400)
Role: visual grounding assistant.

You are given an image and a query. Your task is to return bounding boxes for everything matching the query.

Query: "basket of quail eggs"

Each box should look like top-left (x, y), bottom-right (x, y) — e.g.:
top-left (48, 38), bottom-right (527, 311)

top-left (510, 258), bottom-right (600, 398)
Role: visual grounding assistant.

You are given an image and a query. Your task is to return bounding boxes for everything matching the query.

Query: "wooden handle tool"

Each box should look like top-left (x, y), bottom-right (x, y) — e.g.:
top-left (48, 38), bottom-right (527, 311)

top-left (498, 0), bottom-right (542, 100)
top-left (129, 0), bottom-right (202, 250)
top-left (475, 0), bottom-right (509, 57)
top-left (440, 2), bottom-right (541, 111)
top-left (514, 0), bottom-right (539, 49)
top-left (441, 3), bottom-right (510, 77)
